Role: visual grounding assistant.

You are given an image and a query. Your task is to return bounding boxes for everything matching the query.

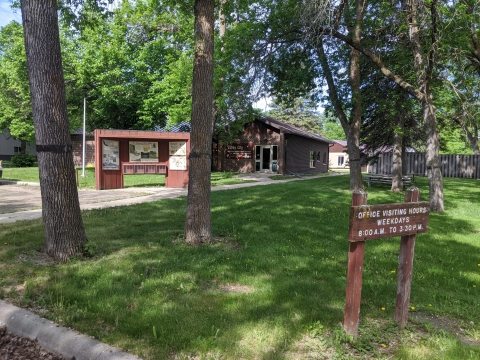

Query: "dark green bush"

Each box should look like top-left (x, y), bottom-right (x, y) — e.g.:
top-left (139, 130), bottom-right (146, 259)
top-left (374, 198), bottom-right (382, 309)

top-left (11, 153), bottom-right (37, 167)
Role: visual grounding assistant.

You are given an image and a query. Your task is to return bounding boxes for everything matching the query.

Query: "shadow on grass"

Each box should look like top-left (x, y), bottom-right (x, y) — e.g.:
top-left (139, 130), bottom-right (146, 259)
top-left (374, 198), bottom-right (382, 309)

top-left (1, 175), bottom-right (479, 358)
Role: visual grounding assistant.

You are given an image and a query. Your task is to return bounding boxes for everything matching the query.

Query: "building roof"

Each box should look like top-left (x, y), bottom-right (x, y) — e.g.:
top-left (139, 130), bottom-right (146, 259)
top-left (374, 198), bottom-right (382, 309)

top-left (331, 140), bottom-right (415, 154)
top-left (72, 129), bottom-right (94, 136)
top-left (155, 122), bottom-right (191, 132)
top-left (332, 140), bottom-right (347, 147)
top-left (258, 116), bottom-right (334, 144)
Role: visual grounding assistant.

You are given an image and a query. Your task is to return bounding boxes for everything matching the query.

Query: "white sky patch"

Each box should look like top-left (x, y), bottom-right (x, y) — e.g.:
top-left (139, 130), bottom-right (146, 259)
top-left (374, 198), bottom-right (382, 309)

top-left (0, 1), bottom-right (22, 27)
top-left (253, 97), bottom-right (271, 112)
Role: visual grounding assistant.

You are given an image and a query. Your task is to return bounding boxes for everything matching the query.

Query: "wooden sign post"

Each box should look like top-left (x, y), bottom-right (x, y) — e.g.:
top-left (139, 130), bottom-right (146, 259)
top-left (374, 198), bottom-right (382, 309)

top-left (344, 187), bottom-right (430, 338)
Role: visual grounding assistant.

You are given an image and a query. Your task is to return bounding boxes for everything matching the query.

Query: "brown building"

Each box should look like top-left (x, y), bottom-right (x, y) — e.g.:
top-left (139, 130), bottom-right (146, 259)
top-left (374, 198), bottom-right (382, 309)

top-left (213, 116), bottom-right (333, 175)
top-left (71, 130), bottom-right (95, 167)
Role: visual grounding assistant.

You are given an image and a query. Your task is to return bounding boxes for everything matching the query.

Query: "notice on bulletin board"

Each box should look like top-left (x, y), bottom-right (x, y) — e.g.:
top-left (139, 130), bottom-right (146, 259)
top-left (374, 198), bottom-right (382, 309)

top-left (129, 141), bottom-right (159, 162)
top-left (102, 140), bottom-right (119, 170)
top-left (169, 141), bottom-right (187, 156)
top-left (170, 155), bottom-right (187, 170)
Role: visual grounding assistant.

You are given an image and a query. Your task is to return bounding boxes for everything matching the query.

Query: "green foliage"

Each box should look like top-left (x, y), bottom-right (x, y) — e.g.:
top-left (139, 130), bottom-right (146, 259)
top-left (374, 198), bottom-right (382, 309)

top-left (9, 1), bottom-right (202, 134)
top-left (10, 153), bottom-right (36, 168)
top-left (323, 119), bottom-right (346, 140)
top-left (267, 45), bottom-right (319, 104)
top-left (265, 97), bottom-right (326, 135)
top-left (82, 241), bottom-right (97, 257)
top-left (0, 21), bottom-right (35, 143)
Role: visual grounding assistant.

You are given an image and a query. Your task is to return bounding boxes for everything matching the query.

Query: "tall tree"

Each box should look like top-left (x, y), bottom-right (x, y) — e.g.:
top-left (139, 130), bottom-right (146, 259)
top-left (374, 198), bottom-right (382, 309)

top-left (266, 97), bottom-right (326, 135)
top-left (20, 0), bottom-right (88, 262)
top-left (184, 0), bottom-right (215, 245)
top-left (301, 0), bottom-right (446, 211)
top-left (305, 0), bottom-right (366, 190)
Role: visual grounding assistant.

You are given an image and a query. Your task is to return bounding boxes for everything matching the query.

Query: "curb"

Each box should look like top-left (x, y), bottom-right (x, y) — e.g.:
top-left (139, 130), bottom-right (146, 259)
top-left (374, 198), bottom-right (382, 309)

top-left (0, 180), bottom-right (40, 186)
top-left (0, 300), bottom-right (141, 360)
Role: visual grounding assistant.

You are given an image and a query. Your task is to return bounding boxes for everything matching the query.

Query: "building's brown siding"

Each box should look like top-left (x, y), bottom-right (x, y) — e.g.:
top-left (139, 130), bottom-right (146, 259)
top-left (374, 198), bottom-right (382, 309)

top-left (71, 135), bottom-right (95, 167)
top-left (330, 142), bottom-right (347, 153)
top-left (285, 136), bottom-right (329, 174)
top-left (215, 120), bottom-right (330, 175)
top-left (219, 121), bottom-right (282, 173)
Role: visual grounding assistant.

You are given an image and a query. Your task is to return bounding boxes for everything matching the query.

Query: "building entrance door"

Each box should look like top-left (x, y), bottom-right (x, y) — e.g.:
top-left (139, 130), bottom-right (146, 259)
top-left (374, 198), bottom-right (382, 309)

top-left (255, 145), bottom-right (278, 173)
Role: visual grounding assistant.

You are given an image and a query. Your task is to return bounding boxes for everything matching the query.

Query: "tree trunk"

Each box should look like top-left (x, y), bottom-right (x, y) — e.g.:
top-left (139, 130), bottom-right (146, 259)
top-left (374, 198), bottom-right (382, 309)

top-left (317, 39), bottom-right (364, 191)
top-left (454, 116), bottom-right (479, 155)
top-left (346, 129), bottom-right (363, 189)
top-left (347, 1), bottom-right (365, 191)
top-left (391, 103), bottom-right (405, 192)
top-left (185, 0), bottom-right (215, 245)
top-left (423, 100), bottom-right (444, 211)
top-left (20, 140), bottom-right (27, 155)
top-left (472, 123), bottom-right (479, 155)
top-left (407, 0), bottom-right (444, 212)
top-left (21, 0), bottom-right (88, 262)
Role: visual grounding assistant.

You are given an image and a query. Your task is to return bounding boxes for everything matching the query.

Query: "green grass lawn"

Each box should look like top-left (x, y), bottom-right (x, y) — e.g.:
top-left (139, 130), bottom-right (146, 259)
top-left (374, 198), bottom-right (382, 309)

top-left (1, 167), bottom-right (250, 188)
top-left (1, 175), bottom-right (479, 359)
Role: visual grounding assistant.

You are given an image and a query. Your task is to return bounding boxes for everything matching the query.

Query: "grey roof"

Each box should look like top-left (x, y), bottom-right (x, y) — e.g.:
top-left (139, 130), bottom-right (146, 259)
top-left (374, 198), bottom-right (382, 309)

top-left (155, 122), bottom-right (191, 132)
top-left (258, 116), bottom-right (334, 144)
top-left (332, 140), bottom-right (348, 147)
top-left (332, 140), bottom-right (416, 154)
top-left (71, 129), bottom-right (93, 136)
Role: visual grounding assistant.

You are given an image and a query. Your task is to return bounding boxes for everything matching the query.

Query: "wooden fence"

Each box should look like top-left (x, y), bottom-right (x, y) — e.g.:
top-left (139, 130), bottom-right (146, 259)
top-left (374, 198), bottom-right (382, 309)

top-left (368, 153), bottom-right (480, 179)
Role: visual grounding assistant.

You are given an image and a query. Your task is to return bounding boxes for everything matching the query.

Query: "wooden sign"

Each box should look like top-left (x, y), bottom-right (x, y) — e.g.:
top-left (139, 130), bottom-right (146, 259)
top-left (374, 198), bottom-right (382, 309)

top-left (349, 203), bottom-right (429, 242)
top-left (344, 188), bottom-right (430, 339)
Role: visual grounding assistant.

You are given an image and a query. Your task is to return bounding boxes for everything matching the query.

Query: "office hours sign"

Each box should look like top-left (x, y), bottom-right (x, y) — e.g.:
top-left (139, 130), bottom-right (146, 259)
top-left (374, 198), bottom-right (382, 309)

top-left (348, 203), bottom-right (430, 242)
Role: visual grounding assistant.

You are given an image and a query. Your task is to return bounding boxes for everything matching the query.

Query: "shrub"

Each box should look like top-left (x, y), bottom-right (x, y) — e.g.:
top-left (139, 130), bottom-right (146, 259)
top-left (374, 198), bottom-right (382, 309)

top-left (11, 153), bottom-right (37, 167)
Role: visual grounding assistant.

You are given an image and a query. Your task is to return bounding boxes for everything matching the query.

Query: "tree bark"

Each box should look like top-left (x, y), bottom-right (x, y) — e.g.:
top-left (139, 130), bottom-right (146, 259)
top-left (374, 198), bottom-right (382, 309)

top-left (407, 0), bottom-right (444, 212)
top-left (316, 2), bottom-right (365, 191)
top-left (456, 119), bottom-right (479, 155)
top-left (423, 101), bottom-right (444, 211)
top-left (317, 40), bottom-right (363, 190)
top-left (185, 0), bottom-right (215, 245)
top-left (347, 0), bottom-right (365, 191)
top-left (391, 102), bottom-right (405, 192)
top-left (20, 140), bottom-right (27, 155)
top-left (21, 0), bottom-right (88, 262)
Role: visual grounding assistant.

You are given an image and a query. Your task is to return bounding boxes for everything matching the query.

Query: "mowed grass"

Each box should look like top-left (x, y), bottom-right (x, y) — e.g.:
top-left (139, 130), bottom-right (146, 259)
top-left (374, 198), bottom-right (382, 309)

top-left (0, 175), bottom-right (479, 359)
top-left (1, 167), bottom-right (249, 188)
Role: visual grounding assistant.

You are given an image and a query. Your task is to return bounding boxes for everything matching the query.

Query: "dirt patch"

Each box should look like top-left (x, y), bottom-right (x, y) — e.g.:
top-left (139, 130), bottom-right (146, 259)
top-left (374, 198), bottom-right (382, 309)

top-left (218, 283), bottom-right (254, 294)
top-left (412, 312), bottom-right (480, 347)
top-left (0, 325), bottom-right (67, 360)
top-left (202, 280), bottom-right (253, 294)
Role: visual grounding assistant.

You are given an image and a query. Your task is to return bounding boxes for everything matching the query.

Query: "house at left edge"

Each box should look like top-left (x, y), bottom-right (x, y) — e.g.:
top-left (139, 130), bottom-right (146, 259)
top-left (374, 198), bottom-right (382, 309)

top-left (0, 130), bottom-right (37, 161)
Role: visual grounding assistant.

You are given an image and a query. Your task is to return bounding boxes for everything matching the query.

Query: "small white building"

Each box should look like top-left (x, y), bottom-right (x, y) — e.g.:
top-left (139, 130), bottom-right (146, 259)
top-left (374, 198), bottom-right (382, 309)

top-left (329, 140), bottom-right (351, 169)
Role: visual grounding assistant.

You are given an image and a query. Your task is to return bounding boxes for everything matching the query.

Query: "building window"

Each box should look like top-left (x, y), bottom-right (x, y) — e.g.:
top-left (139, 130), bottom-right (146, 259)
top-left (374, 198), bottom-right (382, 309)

top-left (310, 151), bottom-right (315, 168)
top-left (338, 156), bottom-right (344, 166)
top-left (272, 145), bottom-right (278, 172)
top-left (317, 152), bottom-right (321, 161)
top-left (323, 152), bottom-right (327, 165)
top-left (14, 147), bottom-right (21, 153)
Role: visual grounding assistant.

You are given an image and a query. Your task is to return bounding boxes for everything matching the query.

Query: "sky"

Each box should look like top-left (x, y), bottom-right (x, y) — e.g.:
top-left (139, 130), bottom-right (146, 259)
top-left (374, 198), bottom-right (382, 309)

top-left (0, 0), bottom-right (21, 27)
